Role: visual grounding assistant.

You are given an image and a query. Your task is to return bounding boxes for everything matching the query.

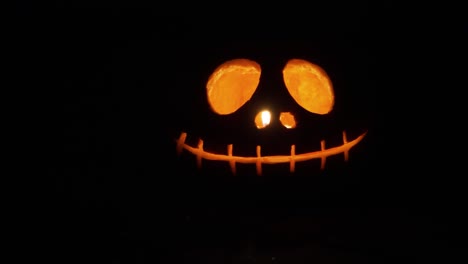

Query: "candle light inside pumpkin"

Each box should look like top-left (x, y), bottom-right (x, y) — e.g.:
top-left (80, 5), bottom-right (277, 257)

top-left (255, 110), bottom-right (271, 129)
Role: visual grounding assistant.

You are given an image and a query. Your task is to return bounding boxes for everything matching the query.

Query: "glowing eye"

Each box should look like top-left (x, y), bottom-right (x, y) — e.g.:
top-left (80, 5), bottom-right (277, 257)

top-left (255, 110), bottom-right (271, 129)
top-left (206, 59), bottom-right (261, 115)
top-left (283, 59), bottom-right (335, 115)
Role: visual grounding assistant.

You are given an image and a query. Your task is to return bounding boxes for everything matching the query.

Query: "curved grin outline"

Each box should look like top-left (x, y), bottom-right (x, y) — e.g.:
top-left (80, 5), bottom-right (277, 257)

top-left (176, 131), bottom-right (367, 176)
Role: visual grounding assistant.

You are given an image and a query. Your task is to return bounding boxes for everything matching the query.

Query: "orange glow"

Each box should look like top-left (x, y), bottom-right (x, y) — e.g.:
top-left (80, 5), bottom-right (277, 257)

top-left (282, 59), bottom-right (334, 115)
top-left (175, 57), bottom-right (368, 176)
top-left (206, 59), bottom-right (261, 115)
top-left (254, 110), bottom-right (271, 129)
top-left (176, 131), bottom-right (367, 176)
top-left (279, 112), bottom-right (296, 128)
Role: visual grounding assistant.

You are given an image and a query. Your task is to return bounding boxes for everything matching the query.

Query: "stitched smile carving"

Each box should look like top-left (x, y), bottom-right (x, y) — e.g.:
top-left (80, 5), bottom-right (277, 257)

top-left (176, 131), bottom-right (366, 176)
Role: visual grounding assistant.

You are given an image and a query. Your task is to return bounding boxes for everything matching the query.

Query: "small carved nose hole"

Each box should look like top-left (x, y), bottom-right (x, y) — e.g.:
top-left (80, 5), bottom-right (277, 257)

top-left (279, 112), bottom-right (297, 129)
top-left (254, 110), bottom-right (271, 129)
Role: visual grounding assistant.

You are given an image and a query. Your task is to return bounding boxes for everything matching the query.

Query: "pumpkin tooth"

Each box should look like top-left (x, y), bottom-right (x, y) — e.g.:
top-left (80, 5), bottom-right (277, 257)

top-left (227, 144), bottom-right (235, 175)
top-left (256, 145), bottom-right (262, 176)
top-left (320, 139), bottom-right (326, 170)
top-left (342, 130), bottom-right (349, 162)
top-left (176, 132), bottom-right (187, 155)
top-left (196, 139), bottom-right (204, 169)
top-left (290, 145), bottom-right (296, 173)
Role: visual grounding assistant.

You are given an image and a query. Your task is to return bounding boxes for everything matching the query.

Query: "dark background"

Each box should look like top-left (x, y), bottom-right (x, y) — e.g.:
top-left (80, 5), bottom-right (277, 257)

top-left (20, 1), bottom-right (467, 263)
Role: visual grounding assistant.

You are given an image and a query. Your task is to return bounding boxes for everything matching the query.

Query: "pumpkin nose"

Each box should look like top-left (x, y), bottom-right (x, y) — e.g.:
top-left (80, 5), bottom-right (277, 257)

top-left (254, 110), bottom-right (271, 129)
top-left (279, 112), bottom-right (297, 129)
top-left (254, 110), bottom-right (297, 129)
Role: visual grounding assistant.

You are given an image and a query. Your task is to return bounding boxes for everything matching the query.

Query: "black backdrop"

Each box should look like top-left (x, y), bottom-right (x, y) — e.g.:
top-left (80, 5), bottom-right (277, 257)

top-left (24, 2), bottom-right (467, 263)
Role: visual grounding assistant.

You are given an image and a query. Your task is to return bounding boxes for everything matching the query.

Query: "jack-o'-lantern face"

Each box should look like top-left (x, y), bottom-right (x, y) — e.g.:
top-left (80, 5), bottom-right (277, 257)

top-left (170, 41), bottom-right (372, 177)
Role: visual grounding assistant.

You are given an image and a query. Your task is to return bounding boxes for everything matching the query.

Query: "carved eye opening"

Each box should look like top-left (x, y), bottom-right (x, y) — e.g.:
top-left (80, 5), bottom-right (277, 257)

top-left (206, 58), bottom-right (261, 115)
top-left (282, 59), bottom-right (335, 115)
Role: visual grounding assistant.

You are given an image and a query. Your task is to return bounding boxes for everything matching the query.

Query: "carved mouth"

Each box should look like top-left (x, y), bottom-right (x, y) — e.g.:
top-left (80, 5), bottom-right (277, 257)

top-left (175, 131), bottom-right (366, 176)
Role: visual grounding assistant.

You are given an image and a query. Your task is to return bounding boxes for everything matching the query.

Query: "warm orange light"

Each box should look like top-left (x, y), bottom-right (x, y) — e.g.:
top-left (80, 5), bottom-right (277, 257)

top-left (283, 59), bottom-right (334, 115)
top-left (206, 59), bottom-right (261, 115)
top-left (254, 110), bottom-right (271, 129)
top-left (176, 58), bottom-right (367, 176)
top-left (279, 112), bottom-right (296, 129)
top-left (176, 130), bottom-right (367, 176)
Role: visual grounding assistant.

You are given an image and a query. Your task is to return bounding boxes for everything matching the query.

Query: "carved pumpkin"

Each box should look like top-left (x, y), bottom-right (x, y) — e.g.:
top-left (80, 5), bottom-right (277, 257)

top-left (168, 40), bottom-right (372, 177)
